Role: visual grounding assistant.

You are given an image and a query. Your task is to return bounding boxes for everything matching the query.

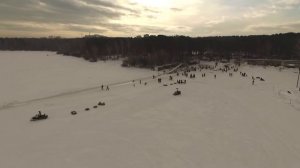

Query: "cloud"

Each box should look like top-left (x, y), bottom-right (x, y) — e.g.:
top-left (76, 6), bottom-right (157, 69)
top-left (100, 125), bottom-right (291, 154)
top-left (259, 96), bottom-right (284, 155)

top-left (272, 0), bottom-right (300, 8)
top-left (246, 21), bottom-right (300, 33)
top-left (0, 22), bottom-right (53, 32)
top-left (64, 24), bottom-right (107, 33)
top-left (242, 0), bottom-right (300, 18)
top-left (143, 7), bottom-right (160, 13)
top-left (83, 0), bottom-right (136, 12)
top-left (0, 0), bottom-right (130, 25)
top-left (170, 7), bottom-right (182, 12)
top-left (97, 22), bottom-right (170, 35)
top-left (0, 0), bottom-right (299, 37)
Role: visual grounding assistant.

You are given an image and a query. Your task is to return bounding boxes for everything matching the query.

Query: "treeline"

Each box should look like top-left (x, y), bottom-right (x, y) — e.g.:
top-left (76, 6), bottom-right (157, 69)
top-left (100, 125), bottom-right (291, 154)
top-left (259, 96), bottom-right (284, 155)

top-left (0, 33), bottom-right (299, 67)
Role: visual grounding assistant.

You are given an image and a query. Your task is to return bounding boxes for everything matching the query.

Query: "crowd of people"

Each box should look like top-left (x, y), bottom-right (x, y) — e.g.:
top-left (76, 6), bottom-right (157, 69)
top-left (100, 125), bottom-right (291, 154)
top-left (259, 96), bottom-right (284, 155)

top-left (32, 61), bottom-right (266, 122)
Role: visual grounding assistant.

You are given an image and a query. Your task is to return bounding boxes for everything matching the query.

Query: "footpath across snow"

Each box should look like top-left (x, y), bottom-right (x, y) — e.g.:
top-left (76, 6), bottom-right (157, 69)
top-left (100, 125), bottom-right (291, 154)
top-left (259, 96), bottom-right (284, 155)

top-left (0, 51), bottom-right (153, 106)
top-left (1, 51), bottom-right (300, 168)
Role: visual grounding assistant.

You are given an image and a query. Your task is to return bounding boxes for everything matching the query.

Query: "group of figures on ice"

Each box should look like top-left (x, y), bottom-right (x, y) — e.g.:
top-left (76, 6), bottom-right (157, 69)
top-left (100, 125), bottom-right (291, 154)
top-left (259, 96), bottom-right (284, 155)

top-left (31, 61), bottom-right (265, 122)
top-left (31, 101), bottom-right (106, 121)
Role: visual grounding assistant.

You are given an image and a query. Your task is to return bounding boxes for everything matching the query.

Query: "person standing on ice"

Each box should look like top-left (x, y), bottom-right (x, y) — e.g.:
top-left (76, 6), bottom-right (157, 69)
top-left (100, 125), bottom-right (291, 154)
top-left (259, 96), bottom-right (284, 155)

top-left (106, 86), bottom-right (110, 91)
top-left (252, 79), bottom-right (255, 85)
top-left (101, 84), bottom-right (104, 90)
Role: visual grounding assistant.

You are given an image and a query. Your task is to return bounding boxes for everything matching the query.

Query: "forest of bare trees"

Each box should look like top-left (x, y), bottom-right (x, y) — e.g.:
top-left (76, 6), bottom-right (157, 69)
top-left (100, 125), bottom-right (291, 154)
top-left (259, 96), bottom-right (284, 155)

top-left (0, 33), bottom-right (299, 67)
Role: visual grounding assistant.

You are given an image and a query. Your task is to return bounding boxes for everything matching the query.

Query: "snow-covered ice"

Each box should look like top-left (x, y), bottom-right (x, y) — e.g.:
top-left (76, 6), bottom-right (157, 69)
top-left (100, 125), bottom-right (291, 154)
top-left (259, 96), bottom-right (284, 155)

top-left (0, 51), bottom-right (152, 106)
top-left (1, 51), bottom-right (300, 168)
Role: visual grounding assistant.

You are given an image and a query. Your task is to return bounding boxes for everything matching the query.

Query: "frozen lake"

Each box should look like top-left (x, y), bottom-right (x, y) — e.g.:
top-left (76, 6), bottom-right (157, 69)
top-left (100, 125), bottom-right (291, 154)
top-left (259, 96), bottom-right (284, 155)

top-left (1, 51), bottom-right (300, 168)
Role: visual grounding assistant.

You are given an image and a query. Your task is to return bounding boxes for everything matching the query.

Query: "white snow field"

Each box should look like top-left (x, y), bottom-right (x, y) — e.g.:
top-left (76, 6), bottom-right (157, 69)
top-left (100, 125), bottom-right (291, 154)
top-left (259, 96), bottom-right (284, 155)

top-left (0, 51), bottom-right (152, 107)
top-left (1, 51), bottom-right (300, 168)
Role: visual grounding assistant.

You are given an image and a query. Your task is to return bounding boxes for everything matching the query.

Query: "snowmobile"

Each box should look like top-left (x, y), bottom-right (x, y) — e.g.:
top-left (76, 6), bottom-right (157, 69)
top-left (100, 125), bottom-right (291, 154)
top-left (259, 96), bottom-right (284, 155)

top-left (31, 111), bottom-right (48, 121)
top-left (173, 88), bottom-right (181, 96)
top-left (71, 111), bottom-right (77, 115)
top-left (98, 102), bottom-right (106, 106)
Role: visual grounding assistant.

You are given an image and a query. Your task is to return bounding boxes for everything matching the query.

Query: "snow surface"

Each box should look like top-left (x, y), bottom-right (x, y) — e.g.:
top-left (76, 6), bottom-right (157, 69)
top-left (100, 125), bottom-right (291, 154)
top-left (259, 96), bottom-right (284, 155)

top-left (0, 51), bottom-right (152, 106)
top-left (1, 51), bottom-right (300, 168)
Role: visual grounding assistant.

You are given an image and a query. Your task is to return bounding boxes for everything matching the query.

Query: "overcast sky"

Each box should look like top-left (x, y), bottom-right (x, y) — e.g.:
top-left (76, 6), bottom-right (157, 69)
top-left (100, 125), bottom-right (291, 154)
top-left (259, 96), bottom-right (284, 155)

top-left (0, 0), bottom-right (299, 37)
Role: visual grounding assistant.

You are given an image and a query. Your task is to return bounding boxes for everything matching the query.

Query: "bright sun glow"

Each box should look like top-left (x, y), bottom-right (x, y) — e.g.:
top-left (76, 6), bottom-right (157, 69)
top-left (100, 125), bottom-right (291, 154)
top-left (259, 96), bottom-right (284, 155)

top-left (133, 0), bottom-right (171, 7)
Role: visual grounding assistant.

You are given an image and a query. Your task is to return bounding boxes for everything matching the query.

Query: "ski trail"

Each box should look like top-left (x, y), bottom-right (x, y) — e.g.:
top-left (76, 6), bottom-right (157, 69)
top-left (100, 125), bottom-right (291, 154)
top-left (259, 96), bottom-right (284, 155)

top-left (0, 74), bottom-right (161, 111)
top-left (0, 64), bottom-right (188, 111)
top-left (167, 64), bottom-right (183, 74)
